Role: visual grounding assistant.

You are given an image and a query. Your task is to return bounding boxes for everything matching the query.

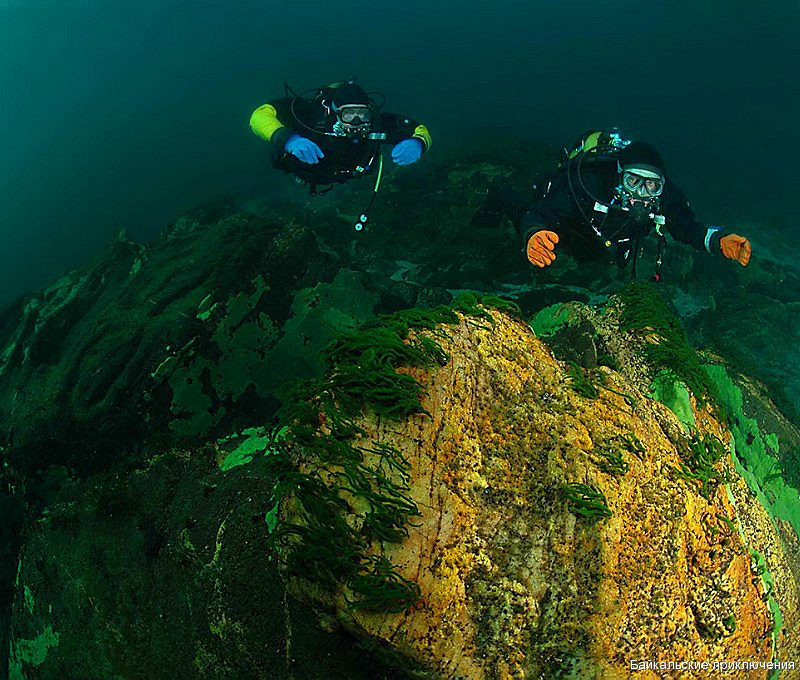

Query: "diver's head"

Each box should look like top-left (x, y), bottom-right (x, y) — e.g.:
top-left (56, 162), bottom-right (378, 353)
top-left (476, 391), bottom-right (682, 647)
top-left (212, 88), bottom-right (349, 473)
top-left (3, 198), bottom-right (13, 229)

top-left (331, 82), bottom-right (373, 137)
top-left (616, 141), bottom-right (666, 205)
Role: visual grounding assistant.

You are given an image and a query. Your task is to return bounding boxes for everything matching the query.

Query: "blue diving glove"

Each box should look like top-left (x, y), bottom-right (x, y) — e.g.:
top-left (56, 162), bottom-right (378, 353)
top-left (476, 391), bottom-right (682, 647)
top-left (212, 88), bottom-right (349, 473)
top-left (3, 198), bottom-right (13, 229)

top-left (391, 138), bottom-right (423, 166)
top-left (285, 134), bottom-right (324, 164)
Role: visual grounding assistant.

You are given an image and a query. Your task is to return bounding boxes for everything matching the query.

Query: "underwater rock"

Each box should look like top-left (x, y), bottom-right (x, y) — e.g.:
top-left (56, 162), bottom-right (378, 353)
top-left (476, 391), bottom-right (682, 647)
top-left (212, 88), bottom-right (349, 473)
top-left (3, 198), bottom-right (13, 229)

top-left (274, 301), bottom-right (799, 678)
top-left (690, 292), bottom-right (800, 424)
top-left (0, 210), bottom-right (378, 677)
top-left (7, 289), bottom-right (800, 679)
top-left (7, 445), bottom-right (404, 680)
top-left (0, 211), bottom-right (343, 476)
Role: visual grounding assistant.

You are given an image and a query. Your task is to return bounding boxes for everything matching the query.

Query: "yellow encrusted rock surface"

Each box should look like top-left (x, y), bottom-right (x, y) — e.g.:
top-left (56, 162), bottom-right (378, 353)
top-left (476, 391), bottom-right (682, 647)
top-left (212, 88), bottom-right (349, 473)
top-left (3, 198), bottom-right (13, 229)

top-left (284, 307), bottom-right (798, 679)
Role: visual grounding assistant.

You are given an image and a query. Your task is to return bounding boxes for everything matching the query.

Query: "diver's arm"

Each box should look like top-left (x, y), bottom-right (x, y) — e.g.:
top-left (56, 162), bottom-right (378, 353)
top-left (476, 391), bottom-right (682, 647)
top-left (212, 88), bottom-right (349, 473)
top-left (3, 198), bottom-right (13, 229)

top-left (517, 171), bottom-right (576, 247)
top-left (249, 99), bottom-right (294, 151)
top-left (380, 113), bottom-right (432, 151)
top-left (409, 123), bottom-right (432, 151)
top-left (517, 174), bottom-right (582, 267)
top-left (662, 183), bottom-right (727, 254)
top-left (666, 192), bottom-right (752, 266)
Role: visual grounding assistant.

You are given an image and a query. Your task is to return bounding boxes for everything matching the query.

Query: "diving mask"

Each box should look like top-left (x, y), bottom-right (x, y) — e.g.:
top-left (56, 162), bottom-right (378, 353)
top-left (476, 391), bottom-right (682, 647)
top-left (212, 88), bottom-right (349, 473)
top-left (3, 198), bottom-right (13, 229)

top-left (337, 104), bottom-right (372, 124)
top-left (332, 104), bottom-right (373, 136)
top-left (621, 166), bottom-right (665, 199)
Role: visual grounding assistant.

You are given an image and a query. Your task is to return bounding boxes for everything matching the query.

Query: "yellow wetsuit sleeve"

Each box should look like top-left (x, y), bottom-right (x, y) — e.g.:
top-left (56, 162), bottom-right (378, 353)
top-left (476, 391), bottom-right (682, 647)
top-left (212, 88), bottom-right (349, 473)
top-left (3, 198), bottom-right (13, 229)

top-left (249, 104), bottom-right (286, 142)
top-left (412, 124), bottom-right (432, 150)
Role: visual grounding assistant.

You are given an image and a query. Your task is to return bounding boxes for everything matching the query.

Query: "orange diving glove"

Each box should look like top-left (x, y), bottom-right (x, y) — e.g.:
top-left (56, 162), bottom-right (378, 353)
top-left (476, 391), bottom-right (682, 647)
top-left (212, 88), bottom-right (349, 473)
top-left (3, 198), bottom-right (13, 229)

top-left (526, 230), bottom-right (559, 267)
top-left (720, 234), bottom-right (752, 267)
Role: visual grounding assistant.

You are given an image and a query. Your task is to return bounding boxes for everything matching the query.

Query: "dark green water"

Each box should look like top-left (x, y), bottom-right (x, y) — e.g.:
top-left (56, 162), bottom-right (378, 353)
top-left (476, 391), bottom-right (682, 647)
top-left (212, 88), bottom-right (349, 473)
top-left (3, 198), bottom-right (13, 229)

top-left (1, 0), bottom-right (798, 304)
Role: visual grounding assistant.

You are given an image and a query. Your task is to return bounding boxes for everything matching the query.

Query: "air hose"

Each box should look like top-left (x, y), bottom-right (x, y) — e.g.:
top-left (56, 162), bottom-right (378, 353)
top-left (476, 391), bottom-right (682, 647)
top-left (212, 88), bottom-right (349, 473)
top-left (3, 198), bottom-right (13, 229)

top-left (354, 151), bottom-right (384, 232)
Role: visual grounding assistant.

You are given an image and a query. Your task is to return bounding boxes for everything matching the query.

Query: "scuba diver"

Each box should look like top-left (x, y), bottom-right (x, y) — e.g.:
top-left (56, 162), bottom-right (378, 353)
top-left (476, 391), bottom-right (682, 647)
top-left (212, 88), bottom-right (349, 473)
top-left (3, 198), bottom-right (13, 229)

top-left (249, 79), bottom-right (432, 228)
top-left (472, 130), bottom-right (752, 277)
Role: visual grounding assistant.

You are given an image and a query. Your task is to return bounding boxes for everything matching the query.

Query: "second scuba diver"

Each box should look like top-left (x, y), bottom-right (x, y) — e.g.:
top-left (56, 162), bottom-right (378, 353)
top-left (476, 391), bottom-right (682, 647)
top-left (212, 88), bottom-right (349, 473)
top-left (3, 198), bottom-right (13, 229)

top-left (472, 131), bottom-right (752, 278)
top-left (250, 79), bottom-right (432, 207)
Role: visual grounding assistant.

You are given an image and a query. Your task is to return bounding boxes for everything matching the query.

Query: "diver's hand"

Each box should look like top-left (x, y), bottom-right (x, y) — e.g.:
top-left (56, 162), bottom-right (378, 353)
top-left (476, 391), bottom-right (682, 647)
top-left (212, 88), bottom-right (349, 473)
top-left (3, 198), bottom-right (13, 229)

top-left (526, 230), bottom-right (559, 267)
top-left (720, 233), bottom-right (752, 267)
top-left (285, 134), bottom-right (324, 164)
top-left (391, 138), bottom-right (423, 166)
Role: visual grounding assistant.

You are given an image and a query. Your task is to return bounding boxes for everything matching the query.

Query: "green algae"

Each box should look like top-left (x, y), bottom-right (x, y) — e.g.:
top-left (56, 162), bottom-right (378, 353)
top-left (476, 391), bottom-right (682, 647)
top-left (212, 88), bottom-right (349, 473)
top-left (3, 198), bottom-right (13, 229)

top-left (159, 274), bottom-right (277, 437)
top-left (620, 433), bottom-right (646, 458)
top-left (765, 433), bottom-right (779, 452)
top-left (706, 363), bottom-right (800, 673)
top-left (567, 361), bottom-right (599, 399)
top-left (266, 269), bottom-right (380, 382)
top-left (264, 502), bottom-right (279, 533)
top-left (268, 294), bottom-right (509, 613)
top-left (562, 483), bottom-right (612, 523)
top-left (567, 361), bottom-right (636, 408)
top-left (8, 625), bottom-right (60, 680)
top-left (750, 548), bottom-right (783, 665)
top-left (619, 282), bottom-right (721, 414)
top-left (167, 356), bottom-right (219, 436)
top-left (217, 426), bottom-right (286, 471)
top-left (529, 303), bottom-right (574, 337)
top-left (593, 445), bottom-right (629, 477)
top-left (675, 431), bottom-right (727, 500)
top-left (150, 354), bottom-right (179, 381)
top-left (23, 585), bottom-right (34, 615)
top-left (649, 370), bottom-right (695, 429)
top-left (157, 269), bottom-right (379, 438)
top-left (452, 292), bottom-right (521, 323)
top-left (706, 364), bottom-right (800, 538)
top-left (781, 446), bottom-right (800, 491)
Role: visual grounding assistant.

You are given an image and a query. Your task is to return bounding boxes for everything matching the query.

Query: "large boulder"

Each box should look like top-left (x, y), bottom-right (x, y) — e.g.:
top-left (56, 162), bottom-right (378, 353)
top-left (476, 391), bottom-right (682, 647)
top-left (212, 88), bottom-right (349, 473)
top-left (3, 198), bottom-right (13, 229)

top-left (271, 295), bottom-right (800, 678)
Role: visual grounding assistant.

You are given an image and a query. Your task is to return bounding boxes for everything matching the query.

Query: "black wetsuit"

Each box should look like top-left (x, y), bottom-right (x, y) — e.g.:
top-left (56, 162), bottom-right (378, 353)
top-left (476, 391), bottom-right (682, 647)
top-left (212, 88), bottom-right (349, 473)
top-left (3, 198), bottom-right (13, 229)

top-left (494, 156), bottom-right (725, 267)
top-left (266, 94), bottom-right (428, 189)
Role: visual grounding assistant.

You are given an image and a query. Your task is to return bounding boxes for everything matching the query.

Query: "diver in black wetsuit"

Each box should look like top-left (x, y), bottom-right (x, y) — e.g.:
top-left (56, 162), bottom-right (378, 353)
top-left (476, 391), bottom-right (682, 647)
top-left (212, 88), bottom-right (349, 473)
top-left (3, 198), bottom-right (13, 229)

top-left (473, 132), bottom-right (752, 277)
top-left (250, 79), bottom-right (431, 194)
